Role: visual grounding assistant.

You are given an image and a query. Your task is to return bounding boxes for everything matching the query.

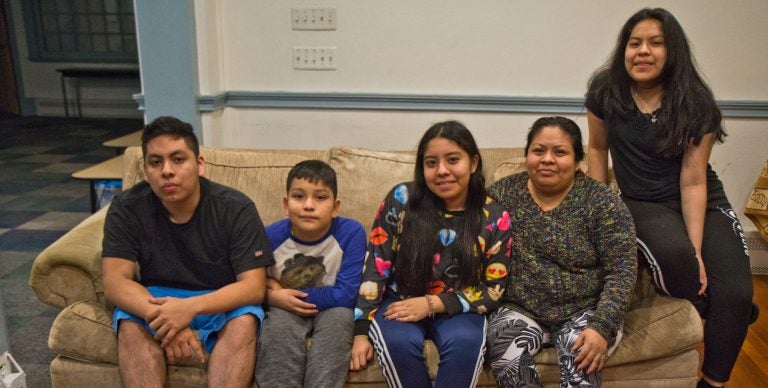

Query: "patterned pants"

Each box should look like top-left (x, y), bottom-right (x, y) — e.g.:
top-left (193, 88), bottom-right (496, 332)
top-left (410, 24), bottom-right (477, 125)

top-left (485, 308), bottom-right (621, 388)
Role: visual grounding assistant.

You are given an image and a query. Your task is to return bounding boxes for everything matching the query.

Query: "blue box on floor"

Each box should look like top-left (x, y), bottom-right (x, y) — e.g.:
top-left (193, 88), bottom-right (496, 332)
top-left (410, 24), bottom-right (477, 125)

top-left (94, 180), bottom-right (122, 210)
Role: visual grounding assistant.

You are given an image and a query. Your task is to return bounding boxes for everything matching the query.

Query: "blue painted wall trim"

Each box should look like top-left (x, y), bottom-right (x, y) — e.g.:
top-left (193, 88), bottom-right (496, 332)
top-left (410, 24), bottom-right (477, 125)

top-left (134, 0), bottom-right (199, 131)
top-left (181, 91), bottom-right (768, 119)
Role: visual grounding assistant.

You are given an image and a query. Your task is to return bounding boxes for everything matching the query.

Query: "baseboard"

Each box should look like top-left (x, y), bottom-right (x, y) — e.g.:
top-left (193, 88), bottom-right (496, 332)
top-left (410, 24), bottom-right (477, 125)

top-left (747, 231), bottom-right (768, 275)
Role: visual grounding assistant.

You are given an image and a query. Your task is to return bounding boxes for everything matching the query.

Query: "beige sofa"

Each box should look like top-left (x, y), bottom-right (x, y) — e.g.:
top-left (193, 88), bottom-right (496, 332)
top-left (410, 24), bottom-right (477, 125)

top-left (30, 145), bottom-right (703, 387)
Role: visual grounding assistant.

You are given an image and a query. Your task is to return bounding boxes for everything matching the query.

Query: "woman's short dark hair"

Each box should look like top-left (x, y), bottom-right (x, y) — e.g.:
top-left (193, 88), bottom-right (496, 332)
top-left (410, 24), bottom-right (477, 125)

top-left (141, 116), bottom-right (200, 157)
top-left (586, 7), bottom-right (725, 156)
top-left (525, 116), bottom-right (584, 163)
top-left (395, 120), bottom-right (487, 296)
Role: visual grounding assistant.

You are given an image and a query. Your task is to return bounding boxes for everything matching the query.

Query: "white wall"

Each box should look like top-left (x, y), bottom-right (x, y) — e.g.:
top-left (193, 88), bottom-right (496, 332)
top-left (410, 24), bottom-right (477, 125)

top-left (8, 0), bottom-right (141, 118)
top-left (191, 0), bottom-right (768, 231)
top-left (197, 0), bottom-right (768, 98)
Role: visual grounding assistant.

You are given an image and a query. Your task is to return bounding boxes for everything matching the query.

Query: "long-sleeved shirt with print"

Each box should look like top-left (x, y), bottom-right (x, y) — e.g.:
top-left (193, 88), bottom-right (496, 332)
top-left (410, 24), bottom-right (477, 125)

top-left (266, 217), bottom-right (366, 311)
top-left (488, 171), bottom-right (637, 340)
top-left (354, 182), bottom-right (512, 336)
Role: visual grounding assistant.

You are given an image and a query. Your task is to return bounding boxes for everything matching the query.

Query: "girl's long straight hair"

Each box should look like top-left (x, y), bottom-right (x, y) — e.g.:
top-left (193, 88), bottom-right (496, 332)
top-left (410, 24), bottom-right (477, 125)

top-left (394, 121), bottom-right (487, 297)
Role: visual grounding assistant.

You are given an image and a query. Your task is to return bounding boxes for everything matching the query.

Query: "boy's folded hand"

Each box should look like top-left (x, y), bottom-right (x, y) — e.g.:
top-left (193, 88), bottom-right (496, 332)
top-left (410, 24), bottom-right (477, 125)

top-left (267, 288), bottom-right (319, 316)
top-left (350, 336), bottom-right (373, 371)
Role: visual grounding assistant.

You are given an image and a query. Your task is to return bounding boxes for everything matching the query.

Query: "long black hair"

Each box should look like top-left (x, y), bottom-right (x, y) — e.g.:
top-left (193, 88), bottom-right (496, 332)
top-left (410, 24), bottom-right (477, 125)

top-left (586, 7), bottom-right (725, 157)
top-left (394, 121), bottom-right (487, 297)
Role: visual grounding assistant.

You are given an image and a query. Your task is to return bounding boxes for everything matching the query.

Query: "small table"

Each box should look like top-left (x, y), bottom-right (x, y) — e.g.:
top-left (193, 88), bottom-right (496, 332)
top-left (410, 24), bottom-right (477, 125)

top-left (72, 155), bottom-right (124, 212)
top-left (57, 67), bottom-right (140, 118)
top-left (103, 130), bottom-right (142, 154)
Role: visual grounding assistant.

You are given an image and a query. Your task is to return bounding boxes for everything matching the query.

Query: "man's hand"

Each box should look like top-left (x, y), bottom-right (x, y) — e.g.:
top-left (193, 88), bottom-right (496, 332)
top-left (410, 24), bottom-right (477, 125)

top-left (146, 296), bottom-right (198, 345)
top-left (383, 297), bottom-right (430, 322)
top-left (268, 288), bottom-right (318, 316)
top-left (572, 328), bottom-right (608, 374)
top-left (162, 327), bottom-right (205, 366)
top-left (349, 336), bottom-right (374, 371)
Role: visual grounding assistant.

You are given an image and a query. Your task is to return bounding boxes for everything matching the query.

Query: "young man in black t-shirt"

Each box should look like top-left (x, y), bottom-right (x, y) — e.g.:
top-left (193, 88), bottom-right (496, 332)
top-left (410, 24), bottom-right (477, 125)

top-left (102, 116), bottom-right (273, 388)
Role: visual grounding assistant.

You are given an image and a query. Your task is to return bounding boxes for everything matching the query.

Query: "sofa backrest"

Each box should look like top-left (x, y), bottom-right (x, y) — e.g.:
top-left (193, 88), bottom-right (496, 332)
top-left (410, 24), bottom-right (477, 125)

top-left (121, 145), bottom-right (619, 234)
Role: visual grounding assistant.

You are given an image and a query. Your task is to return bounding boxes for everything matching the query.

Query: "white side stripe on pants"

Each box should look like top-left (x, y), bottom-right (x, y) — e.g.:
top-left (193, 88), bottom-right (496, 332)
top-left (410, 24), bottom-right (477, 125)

top-left (637, 237), bottom-right (670, 295)
top-left (370, 319), bottom-right (403, 388)
top-left (469, 318), bottom-right (487, 388)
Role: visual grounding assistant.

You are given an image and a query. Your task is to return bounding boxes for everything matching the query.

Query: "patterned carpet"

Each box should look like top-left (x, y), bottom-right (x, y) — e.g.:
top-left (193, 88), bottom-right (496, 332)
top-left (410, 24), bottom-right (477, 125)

top-left (0, 116), bottom-right (142, 387)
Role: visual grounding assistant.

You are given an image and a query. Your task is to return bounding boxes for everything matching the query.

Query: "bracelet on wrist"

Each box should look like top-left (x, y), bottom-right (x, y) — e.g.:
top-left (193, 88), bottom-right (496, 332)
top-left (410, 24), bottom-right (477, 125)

top-left (425, 294), bottom-right (436, 318)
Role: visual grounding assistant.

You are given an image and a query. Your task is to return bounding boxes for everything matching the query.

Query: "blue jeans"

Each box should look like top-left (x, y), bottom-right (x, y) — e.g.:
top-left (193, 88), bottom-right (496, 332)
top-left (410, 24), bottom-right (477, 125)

top-left (112, 286), bottom-right (265, 353)
top-left (369, 297), bottom-right (486, 388)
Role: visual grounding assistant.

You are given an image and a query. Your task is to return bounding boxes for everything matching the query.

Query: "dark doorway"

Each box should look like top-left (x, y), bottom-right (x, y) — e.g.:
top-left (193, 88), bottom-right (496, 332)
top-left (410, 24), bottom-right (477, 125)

top-left (0, 0), bottom-right (20, 116)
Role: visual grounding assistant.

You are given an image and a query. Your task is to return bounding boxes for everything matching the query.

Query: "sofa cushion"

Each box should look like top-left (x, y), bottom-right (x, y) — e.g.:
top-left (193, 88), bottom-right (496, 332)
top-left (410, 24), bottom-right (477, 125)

top-left (535, 350), bottom-right (699, 387)
top-left (50, 301), bottom-right (212, 368)
top-left (198, 148), bottom-right (324, 225)
top-left (50, 357), bottom-right (125, 388)
top-left (328, 147), bottom-right (416, 232)
top-left (30, 208), bottom-right (108, 309)
top-left (477, 148), bottom-right (525, 184)
top-left (122, 146), bottom-right (144, 190)
top-left (49, 301), bottom-right (118, 364)
top-left (51, 356), bottom-right (209, 388)
top-left (608, 294), bottom-right (702, 365)
top-left (493, 157), bottom-right (528, 181)
top-left (50, 285), bottom-right (700, 376)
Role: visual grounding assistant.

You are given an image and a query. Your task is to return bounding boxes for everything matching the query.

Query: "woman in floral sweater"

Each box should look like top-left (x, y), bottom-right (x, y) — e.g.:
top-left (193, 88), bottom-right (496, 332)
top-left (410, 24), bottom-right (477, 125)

top-left (486, 116), bottom-right (637, 388)
top-left (349, 121), bottom-right (512, 387)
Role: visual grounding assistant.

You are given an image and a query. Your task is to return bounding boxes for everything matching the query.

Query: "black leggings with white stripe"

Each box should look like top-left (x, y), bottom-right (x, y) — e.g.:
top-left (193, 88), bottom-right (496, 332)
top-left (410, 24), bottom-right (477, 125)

top-left (624, 194), bottom-right (753, 382)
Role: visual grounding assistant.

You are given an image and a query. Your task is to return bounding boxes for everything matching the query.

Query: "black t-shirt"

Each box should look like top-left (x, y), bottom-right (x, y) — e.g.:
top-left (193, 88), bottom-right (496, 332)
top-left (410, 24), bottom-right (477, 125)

top-left (585, 92), bottom-right (723, 202)
top-left (102, 177), bottom-right (274, 290)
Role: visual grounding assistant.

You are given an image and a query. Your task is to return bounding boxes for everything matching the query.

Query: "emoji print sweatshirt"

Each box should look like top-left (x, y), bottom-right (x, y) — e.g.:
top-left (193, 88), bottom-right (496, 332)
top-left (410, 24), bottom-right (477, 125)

top-left (354, 182), bottom-right (513, 336)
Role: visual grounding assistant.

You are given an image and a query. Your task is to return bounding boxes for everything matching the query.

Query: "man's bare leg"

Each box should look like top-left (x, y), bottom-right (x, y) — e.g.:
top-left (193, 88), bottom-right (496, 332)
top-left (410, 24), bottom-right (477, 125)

top-left (117, 320), bottom-right (166, 388)
top-left (208, 314), bottom-right (258, 388)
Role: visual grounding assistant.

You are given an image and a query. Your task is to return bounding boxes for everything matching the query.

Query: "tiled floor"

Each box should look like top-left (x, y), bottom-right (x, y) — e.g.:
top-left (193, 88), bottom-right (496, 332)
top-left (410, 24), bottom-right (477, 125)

top-left (0, 116), bottom-right (141, 387)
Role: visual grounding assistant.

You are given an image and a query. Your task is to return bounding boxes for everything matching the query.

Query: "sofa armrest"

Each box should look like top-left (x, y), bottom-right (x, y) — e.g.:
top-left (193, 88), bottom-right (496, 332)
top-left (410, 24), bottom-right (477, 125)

top-left (29, 207), bottom-right (109, 309)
